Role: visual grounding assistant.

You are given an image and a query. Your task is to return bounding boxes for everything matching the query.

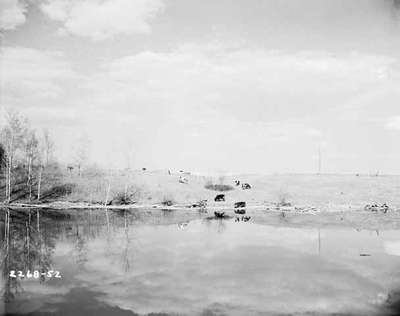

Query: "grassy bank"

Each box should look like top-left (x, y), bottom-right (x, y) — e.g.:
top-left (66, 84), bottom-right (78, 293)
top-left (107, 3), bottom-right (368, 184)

top-left (2, 167), bottom-right (400, 213)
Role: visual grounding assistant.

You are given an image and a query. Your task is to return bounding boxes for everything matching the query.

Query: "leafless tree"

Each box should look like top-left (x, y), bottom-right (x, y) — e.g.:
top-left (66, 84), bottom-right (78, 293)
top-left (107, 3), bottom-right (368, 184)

top-left (42, 129), bottom-right (54, 166)
top-left (36, 163), bottom-right (44, 201)
top-left (24, 130), bottom-right (39, 201)
top-left (1, 110), bottom-right (28, 202)
top-left (74, 134), bottom-right (90, 177)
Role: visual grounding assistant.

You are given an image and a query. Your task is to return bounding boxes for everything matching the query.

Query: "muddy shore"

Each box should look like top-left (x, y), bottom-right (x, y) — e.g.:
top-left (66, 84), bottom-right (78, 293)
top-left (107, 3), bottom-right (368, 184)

top-left (2, 200), bottom-right (400, 231)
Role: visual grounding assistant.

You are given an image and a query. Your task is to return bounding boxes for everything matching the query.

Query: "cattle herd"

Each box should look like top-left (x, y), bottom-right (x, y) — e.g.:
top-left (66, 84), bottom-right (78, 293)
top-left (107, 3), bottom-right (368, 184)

top-left (174, 173), bottom-right (253, 221)
top-left (211, 180), bottom-right (252, 221)
top-left (364, 203), bottom-right (389, 213)
top-left (234, 180), bottom-right (252, 190)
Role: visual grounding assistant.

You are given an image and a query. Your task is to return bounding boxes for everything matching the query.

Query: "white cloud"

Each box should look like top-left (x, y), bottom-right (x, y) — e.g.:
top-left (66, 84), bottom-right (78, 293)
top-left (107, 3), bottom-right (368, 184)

top-left (384, 241), bottom-right (400, 256)
top-left (40, 0), bottom-right (164, 40)
top-left (0, 46), bottom-right (81, 105)
top-left (0, 0), bottom-right (27, 30)
top-left (86, 44), bottom-right (395, 125)
top-left (385, 116), bottom-right (400, 130)
top-left (4, 41), bottom-right (399, 172)
top-left (70, 44), bottom-right (397, 170)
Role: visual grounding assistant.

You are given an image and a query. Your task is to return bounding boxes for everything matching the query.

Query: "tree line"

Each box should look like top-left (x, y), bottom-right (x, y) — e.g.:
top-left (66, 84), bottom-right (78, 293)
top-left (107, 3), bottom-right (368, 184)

top-left (1, 110), bottom-right (55, 203)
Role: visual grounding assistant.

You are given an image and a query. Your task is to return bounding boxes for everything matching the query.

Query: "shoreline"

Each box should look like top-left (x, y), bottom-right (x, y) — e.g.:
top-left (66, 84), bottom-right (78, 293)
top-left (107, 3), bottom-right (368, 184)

top-left (0, 200), bottom-right (396, 214)
top-left (0, 200), bottom-right (327, 212)
top-left (2, 200), bottom-right (400, 231)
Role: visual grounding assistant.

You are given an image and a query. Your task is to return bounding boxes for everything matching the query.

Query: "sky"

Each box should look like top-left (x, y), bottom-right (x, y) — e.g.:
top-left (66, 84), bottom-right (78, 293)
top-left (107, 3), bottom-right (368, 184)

top-left (1, 0), bottom-right (400, 174)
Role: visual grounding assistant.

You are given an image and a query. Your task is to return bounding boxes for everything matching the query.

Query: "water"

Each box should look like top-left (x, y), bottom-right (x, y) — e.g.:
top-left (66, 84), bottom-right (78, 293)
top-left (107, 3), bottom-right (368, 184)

top-left (1, 208), bottom-right (400, 316)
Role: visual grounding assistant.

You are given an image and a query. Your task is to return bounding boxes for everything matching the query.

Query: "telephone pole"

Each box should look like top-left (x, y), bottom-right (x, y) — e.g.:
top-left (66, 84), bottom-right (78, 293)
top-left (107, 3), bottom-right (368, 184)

top-left (317, 145), bottom-right (322, 175)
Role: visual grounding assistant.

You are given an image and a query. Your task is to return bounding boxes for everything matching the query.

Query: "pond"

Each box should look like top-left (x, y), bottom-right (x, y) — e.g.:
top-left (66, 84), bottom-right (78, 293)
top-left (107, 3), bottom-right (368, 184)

top-left (1, 208), bottom-right (400, 316)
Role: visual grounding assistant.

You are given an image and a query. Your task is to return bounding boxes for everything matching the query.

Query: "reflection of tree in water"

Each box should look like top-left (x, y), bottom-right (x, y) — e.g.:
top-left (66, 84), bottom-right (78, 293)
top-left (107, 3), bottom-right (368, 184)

top-left (216, 218), bottom-right (227, 234)
top-left (0, 208), bottom-right (146, 304)
top-left (73, 223), bottom-right (88, 267)
top-left (119, 211), bottom-right (142, 273)
top-left (122, 211), bottom-right (131, 272)
top-left (69, 209), bottom-right (139, 272)
top-left (0, 209), bottom-right (58, 302)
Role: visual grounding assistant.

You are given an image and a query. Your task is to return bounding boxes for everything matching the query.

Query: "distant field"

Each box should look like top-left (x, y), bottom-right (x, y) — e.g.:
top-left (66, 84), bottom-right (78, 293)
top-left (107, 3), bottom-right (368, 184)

top-left (5, 168), bottom-right (400, 212)
top-left (62, 170), bottom-right (400, 211)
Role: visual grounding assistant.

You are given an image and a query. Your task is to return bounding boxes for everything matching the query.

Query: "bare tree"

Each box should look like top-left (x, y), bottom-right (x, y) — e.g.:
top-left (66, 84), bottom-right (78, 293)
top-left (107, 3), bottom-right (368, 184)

top-left (37, 163), bottom-right (44, 201)
top-left (42, 129), bottom-right (54, 166)
top-left (1, 110), bottom-right (28, 202)
top-left (25, 130), bottom-right (39, 202)
top-left (74, 134), bottom-right (90, 177)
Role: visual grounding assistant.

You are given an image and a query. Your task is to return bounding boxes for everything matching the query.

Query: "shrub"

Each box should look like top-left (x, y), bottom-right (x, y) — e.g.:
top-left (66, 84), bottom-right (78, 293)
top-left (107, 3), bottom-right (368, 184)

top-left (111, 185), bottom-right (141, 205)
top-left (204, 184), bottom-right (234, 192)
top-left (276, 190), bottom-right (291, 206)
top-left (161, 194), bottom-right (175, 206)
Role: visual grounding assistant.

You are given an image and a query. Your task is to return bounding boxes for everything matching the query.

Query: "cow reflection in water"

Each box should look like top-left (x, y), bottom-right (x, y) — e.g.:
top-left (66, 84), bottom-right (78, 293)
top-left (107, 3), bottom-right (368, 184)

top-left (178, 222), bottom-right (188, 229)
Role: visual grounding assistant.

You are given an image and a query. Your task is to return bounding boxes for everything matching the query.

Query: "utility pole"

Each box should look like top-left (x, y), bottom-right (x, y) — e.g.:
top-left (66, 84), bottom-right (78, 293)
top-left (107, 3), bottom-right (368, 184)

top-left (317, 145), bottom-right (322, 175)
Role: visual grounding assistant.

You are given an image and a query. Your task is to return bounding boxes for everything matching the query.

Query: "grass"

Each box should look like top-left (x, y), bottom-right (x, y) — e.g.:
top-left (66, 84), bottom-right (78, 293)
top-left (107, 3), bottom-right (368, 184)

top-left (3, 166), bottom-right (400, 212)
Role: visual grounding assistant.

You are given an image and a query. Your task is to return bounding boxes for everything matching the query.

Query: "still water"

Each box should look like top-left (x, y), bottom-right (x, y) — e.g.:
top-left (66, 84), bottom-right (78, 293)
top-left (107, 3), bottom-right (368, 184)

top-left (1, 208), bottom-right (400, 316)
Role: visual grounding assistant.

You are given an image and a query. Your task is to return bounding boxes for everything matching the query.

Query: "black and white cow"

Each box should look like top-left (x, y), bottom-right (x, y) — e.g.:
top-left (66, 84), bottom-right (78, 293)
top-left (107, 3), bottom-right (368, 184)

top-left (234, 201), bottom-right (246, 208)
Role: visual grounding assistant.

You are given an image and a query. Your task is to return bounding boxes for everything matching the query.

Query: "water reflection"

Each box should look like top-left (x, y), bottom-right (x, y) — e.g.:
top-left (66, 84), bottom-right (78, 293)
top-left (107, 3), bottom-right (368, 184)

top-left (1, 208), bottom-right (400, 316)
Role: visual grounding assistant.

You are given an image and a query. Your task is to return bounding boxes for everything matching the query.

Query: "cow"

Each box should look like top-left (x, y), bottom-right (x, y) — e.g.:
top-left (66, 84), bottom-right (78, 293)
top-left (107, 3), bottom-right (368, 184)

top-left (234, 201), bottom-right (246, 208)
top-left (67, 165), bottom-right (74, 175)
top-left (241, 183), bottom-right (251, 190)
top-left (191, 200), bottom-right (207, 208)
top-left (178, 222), bottom-right (188, 229)
top-left (234, 209), bottom-right (246, 215)
top-left (214, 211), bottom-right (225, 218)
top-left (179, 176), bottom-right (188, 184)
top-left (142, 167), bottom-right (147, 171)
top-left (214, 194), bottom-right (225, 202)
top-left (234, 180), bottom-right (240, 186)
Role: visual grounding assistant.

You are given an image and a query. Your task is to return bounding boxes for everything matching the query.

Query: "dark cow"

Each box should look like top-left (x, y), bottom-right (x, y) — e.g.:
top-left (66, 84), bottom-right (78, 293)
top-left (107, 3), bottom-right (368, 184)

top-left (142, 167), bottom-right (146, 171)
top-left (234, 201), bottom-right (246, 208)
top-left (214, 194), bottom-right (225, 202)
top-left (234, 180), bottom-right (240, 186)
top-left (241, 183), bottom-right (251, 190)
top-left (242, 216), bottom-right (251, 222)
top-left (191, 200), bottom-right (207, 208)
top-left (234, 209), bottom-right (246, 215)
top-left (67, 165), bottom-right (74, 174)
top-left (214, 211), bottom-right (225, 218)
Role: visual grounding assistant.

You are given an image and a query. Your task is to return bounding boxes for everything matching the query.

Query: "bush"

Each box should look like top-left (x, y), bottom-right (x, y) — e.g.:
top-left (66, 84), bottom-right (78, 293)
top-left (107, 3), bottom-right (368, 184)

top-left (204, 184), bottom-right (234, 192)
top-left (111, 192), bottom-right (134, 205)
top-left (161, 194), bottom-right (175, 206)
top-left (111, 185), bottom-right (141, 205)
top-left (41, 183), bottom-right (76, 200)
top-left (276, 190), bottom-right (291, 206)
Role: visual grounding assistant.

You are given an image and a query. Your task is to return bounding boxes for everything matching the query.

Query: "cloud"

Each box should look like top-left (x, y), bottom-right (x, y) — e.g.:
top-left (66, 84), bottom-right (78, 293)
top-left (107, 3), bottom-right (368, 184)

top-left (40, 0), bottom-right (164, 40)
top-left (0, 0), bottom-right (27, 30)
top-left (385, 116), bottom-right (400, 130)
top-left (86, 43), bottom-right (395, 125)
top-left (1, 46), bottom-right (80, 102)
top-left (384, 241), bottom-right (400, 256)
top-left (4, 41), bottom-right (399, 172)
top-left (68, 43), bottom-right (397, 170)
